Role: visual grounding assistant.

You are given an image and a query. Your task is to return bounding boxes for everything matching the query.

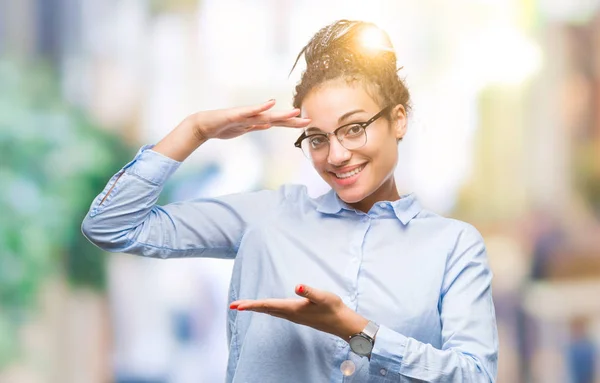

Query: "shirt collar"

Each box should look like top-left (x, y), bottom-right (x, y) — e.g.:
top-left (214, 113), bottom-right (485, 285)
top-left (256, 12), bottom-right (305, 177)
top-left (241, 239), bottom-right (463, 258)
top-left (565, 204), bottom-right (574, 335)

top-left (316, 189), bottom-right (421, 225)
top-left (315, 188), bottom-right (344, 215)
top-left (391, 193), bottom-right (422, 225)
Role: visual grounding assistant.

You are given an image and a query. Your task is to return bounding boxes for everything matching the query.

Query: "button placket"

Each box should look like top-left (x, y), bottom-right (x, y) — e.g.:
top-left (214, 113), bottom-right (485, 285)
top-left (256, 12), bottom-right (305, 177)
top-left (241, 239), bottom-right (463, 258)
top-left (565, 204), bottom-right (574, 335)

top-left (345, 215), bottom-right (370, 313)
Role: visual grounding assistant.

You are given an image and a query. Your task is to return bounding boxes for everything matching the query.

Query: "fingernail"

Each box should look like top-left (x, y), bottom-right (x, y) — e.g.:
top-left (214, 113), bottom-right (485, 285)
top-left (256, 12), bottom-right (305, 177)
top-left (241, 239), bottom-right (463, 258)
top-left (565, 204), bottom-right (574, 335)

top-left (268, 98), bottom-right (275, 102)
top-left (298, 285), bottom-right (305, 294)
top-left (238, 307), bottom-right (246, 311)
top-left (229, 304), bottom-right (238, 309)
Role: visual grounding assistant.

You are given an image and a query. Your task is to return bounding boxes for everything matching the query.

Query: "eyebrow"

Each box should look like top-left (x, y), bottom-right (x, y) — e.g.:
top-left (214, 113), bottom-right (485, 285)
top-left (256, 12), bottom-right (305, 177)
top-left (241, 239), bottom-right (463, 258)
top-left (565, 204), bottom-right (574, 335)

top-left (338, 109), bottom-right (367, 123)
top-left (305, 109), bottom-right (368, 134)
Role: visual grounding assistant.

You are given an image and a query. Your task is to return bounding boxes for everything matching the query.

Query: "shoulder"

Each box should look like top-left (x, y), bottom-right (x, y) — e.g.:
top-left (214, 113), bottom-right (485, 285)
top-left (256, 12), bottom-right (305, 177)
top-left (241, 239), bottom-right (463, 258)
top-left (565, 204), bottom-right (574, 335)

top-left (209, 184), bottom-right (312, 212)
top-left (411, 206), bottom-right (486, 267)
top-left (277, 183), bottom-right (310, 200)
top-left (416, 212), bottom-right (491, 291)
top-left (219, 184), bottom-right (307, 201)
top-left (270, 184), bottom-right (336, 215)
top-left (414, 208), bottom-right (483, 243)
top-left (240, 184), bottom-right (313, 212)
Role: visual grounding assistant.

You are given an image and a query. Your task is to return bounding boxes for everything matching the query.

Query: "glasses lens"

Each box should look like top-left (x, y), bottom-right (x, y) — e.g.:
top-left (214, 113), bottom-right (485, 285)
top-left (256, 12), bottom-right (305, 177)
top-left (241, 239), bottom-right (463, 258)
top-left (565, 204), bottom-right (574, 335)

top-left (300, 135), bottom-right (328, 161)
top-left (298, 125), bottom-right (368, 160)
top-left (337, 124), bottom-right (367, 150)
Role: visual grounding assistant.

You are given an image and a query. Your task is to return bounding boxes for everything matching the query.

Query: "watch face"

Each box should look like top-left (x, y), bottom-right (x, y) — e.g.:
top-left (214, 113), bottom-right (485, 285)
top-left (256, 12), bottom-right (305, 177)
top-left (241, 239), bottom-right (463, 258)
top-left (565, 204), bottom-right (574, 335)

top-left (349, 335), bottom-right (373, 356)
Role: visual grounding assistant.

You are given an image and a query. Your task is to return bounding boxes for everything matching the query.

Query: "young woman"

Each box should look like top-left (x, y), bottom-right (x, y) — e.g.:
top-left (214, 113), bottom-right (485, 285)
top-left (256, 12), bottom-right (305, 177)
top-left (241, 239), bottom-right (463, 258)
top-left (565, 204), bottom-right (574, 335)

top-left (83, 20), bottom-right (498, 382)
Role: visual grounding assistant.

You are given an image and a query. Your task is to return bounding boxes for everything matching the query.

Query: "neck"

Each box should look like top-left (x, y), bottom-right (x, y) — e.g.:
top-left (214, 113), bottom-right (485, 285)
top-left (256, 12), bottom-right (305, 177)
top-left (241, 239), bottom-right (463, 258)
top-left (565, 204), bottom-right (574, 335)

top-left (348, 177), bottom-right (400, 213)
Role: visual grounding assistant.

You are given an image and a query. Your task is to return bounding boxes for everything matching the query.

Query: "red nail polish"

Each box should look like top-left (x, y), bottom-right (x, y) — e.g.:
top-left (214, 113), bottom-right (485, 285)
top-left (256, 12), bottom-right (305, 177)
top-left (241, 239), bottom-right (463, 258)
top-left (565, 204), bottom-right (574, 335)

top-left (298, 285), bottom-right (304, 293)
top-left (238, 307), bottom-right (245, 311)
top-left (229, 304), bottom-right (237, 309)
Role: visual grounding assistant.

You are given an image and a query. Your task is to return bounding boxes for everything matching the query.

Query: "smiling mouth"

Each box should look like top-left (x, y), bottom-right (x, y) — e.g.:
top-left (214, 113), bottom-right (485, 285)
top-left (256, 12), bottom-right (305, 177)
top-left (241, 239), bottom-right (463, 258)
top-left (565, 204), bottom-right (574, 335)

top-left (332, 164), bottom-right (366, 179)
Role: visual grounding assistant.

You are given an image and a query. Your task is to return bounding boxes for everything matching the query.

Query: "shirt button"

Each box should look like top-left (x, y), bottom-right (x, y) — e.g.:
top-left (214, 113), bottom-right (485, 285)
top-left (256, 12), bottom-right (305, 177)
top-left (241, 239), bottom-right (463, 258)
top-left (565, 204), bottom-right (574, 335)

top-left (379, 203), bottom-right (386, 208)
top-left (380, 368), bottom-right (387, 376)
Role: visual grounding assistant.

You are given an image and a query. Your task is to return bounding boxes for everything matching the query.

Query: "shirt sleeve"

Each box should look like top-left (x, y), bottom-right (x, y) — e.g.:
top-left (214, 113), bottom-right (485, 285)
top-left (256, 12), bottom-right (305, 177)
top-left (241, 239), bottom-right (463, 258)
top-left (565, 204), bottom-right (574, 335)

top-left (367, 225), bottom-right (499, 382)
top-left (81, 145), bottom-right (283, 259)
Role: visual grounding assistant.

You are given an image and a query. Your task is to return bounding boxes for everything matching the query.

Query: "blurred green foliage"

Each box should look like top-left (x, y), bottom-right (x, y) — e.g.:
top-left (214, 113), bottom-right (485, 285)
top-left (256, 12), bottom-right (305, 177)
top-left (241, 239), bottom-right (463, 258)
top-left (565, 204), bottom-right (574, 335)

top-left (0, 59), bottom-right (132, 367)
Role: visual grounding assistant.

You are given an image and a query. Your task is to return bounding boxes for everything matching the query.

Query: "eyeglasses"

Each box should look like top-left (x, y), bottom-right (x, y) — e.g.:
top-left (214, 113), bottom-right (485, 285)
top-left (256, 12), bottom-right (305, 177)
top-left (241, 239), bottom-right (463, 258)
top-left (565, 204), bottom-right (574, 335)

top-left (294, 106), bottom-right (392, 161)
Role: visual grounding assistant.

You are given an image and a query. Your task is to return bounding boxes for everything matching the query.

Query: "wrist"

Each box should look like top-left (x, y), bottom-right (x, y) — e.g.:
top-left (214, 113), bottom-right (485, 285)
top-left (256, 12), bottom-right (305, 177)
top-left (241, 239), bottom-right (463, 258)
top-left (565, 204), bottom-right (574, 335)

top-left (187, 112), bottom-right (211, 143)
top-left (339, 309), bottom-right (369, 341)
top-left (153, 115), bottom-right (207, 162)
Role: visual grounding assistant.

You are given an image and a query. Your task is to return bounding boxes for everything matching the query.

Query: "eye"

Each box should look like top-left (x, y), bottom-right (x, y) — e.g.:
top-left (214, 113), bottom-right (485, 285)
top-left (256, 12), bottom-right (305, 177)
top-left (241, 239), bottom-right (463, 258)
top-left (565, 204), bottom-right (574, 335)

top-left (308, 135), bottom-right (327, 149)
top-left (345, 124), bottom-right (364, 137)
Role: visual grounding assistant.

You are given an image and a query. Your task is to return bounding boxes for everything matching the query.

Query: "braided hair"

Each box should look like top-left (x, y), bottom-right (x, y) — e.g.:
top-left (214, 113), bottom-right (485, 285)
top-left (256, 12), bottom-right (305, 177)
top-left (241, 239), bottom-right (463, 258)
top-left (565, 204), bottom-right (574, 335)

top-left (291, 20), bottom-right (411, 119)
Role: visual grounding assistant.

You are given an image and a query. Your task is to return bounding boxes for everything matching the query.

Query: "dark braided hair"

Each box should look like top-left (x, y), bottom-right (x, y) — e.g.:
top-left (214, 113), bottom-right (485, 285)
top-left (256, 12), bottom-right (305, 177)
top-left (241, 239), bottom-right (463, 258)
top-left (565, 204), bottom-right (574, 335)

top-left (291, 20), bottom-right (411, 119)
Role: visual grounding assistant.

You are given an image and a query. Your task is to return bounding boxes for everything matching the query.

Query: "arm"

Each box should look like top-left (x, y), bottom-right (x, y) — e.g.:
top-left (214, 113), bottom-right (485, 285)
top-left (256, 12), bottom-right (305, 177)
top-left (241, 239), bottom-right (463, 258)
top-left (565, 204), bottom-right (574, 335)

top-left (81, 146), bottom-right (281, 259)
top-left (81, 101), bottom-right (310, 259)
top-left (367, 226), bottom-right (498, 382)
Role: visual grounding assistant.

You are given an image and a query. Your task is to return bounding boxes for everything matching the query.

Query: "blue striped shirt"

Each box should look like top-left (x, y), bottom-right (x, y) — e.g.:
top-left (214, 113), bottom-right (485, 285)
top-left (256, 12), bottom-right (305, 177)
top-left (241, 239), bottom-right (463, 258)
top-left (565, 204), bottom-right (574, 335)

top-left (82, 145), bottom-right (498, 382)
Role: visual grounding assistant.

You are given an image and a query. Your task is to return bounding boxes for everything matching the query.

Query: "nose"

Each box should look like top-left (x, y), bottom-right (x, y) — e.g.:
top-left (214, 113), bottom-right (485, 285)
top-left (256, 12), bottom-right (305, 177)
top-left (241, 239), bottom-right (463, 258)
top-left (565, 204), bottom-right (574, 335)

top-left (327, 136), bottom-right (351, 165)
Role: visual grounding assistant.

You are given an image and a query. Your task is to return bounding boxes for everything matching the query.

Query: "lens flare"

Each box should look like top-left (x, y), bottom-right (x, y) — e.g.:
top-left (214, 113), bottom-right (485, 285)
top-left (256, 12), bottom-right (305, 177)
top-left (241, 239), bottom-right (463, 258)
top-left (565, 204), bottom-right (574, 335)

top-left (358, 26), bottom-right (394, 53)
top-left (340, 360), bottom-right (356, 376)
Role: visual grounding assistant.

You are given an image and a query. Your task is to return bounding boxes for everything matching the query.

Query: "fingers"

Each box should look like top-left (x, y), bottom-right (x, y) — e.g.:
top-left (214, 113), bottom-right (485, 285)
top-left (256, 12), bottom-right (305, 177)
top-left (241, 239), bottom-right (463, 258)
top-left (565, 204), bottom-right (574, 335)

top-left (247, 116), bottom-right (310, 132)
top-left (230, 298), bottom-right (301, 314)
top-left (238, 99), bottom-right (300, 119)
top-left (239, 99), bottom-right (277, 118)
top-left (246, 109), bottom-right (303, 125)
top-left (269, 108), bottom-right (302, 121)
top-left (230, 299), bottom-right (274, 311)
top-left (239, 99), bottom-right (306, 126)
top-left (271, 117), bottom-right (311, 128)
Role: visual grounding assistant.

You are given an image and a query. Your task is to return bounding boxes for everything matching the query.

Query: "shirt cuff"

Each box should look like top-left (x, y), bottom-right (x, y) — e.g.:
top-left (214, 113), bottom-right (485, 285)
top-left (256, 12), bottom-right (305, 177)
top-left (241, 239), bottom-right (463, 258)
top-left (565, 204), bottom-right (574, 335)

top-left (369, 324), bottom-right (407, 377)
top-left (123, 144), bottom-right (182, 185)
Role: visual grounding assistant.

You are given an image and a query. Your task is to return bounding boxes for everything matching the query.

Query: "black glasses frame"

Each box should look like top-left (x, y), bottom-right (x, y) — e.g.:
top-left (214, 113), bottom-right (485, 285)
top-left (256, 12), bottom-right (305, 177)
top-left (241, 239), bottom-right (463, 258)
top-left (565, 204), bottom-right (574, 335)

top-left (294, 105), bottom-right (392, 150)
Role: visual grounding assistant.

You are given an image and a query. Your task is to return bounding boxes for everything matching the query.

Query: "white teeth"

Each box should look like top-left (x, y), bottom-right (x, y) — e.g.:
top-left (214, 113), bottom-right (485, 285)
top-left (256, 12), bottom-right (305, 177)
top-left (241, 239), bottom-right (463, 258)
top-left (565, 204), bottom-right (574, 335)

top-left (335, 165), bottom-right (365, 179)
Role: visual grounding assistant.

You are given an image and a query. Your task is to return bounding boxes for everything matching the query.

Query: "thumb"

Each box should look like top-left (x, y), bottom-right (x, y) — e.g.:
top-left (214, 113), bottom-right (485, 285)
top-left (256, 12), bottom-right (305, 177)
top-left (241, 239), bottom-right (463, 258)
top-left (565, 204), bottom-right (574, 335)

top-left (295, 284), bottom-right (322, 303)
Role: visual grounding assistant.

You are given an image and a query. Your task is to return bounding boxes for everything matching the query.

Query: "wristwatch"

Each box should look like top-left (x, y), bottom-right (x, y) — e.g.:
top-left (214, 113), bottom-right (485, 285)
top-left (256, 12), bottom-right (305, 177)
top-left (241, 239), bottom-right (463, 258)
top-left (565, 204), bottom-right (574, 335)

top-left (349, 321), bottom-right (379, 357)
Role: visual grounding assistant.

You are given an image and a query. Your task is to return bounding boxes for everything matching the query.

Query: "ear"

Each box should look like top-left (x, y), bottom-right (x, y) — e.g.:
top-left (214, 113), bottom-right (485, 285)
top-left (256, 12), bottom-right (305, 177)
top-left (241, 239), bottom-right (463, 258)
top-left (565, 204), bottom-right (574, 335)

top-left (392, 104), bottom-right (407, 141)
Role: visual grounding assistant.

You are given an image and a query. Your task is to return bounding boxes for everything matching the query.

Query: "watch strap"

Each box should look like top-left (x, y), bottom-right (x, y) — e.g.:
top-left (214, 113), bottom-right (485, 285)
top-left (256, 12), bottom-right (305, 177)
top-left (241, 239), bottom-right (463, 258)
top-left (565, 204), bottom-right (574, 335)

top-left (362, 321), bottom-right (379, 340)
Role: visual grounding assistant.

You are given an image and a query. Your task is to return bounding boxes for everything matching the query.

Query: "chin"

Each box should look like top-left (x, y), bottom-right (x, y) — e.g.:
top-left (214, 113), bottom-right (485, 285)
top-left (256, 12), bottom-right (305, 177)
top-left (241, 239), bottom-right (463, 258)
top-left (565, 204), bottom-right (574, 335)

top-left (334, 187), bottom-right (369, 204)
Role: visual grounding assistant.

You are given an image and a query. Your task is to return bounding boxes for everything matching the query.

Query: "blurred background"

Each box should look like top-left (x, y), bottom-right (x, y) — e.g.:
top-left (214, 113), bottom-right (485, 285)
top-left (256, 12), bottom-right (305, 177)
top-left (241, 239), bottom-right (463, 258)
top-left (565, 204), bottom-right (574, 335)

top-left (1, 0), bottom-right (600, 382)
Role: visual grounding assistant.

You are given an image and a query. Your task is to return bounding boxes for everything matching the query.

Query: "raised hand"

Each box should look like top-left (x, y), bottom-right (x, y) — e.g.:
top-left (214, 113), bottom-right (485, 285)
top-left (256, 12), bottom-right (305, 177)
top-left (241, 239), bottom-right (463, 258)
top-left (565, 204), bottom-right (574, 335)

top-left (194, 99), bottom-right (311, 140)
top-left (153, 99), bottom-right (311, 161)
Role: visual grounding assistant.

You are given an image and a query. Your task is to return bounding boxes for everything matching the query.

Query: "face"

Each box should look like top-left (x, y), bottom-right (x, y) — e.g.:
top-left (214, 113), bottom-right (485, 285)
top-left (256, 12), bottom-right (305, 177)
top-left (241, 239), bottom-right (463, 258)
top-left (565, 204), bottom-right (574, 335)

top-left (300, 80), bottom-right (407, 212)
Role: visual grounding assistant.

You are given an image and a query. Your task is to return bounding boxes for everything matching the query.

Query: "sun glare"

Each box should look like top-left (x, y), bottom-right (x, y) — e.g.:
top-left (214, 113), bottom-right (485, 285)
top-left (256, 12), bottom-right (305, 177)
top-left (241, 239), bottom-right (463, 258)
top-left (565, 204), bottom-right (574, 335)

top-left (358, 26), bottom-right (394, 53)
